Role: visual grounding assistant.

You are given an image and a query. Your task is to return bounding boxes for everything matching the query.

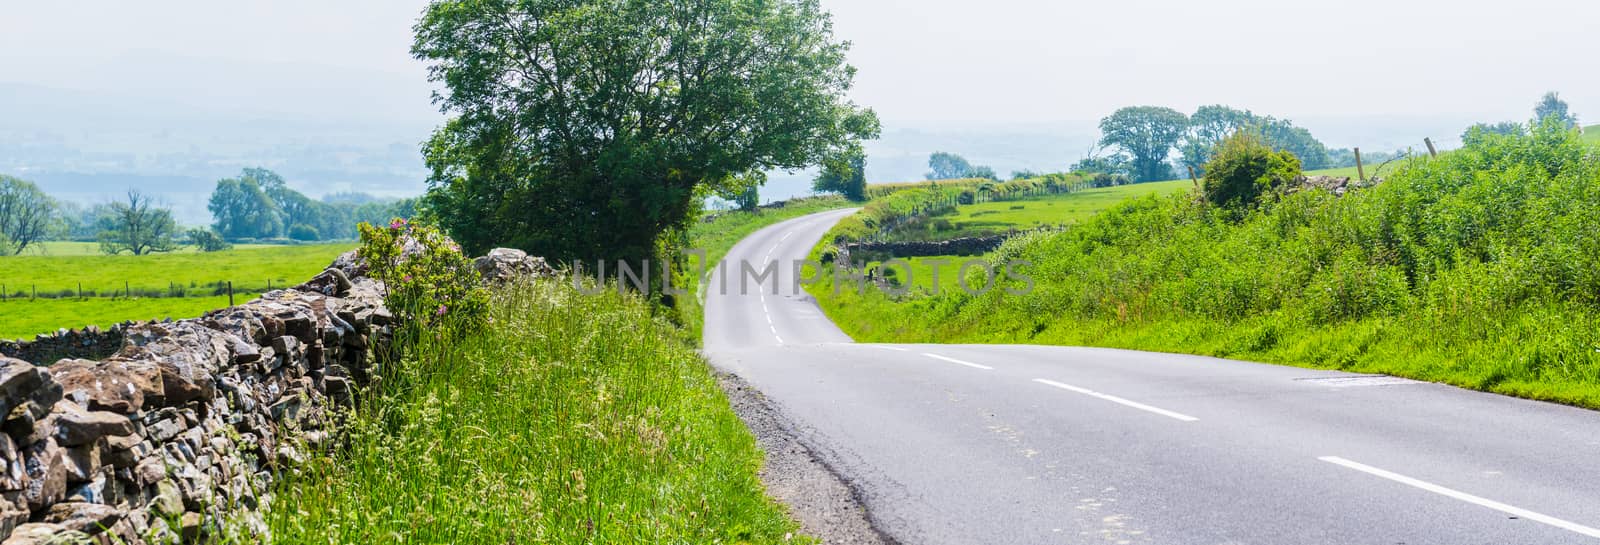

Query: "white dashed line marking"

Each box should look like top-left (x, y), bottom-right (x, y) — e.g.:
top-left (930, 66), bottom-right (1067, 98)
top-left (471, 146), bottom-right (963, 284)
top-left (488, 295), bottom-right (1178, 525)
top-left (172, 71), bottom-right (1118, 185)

top-left (872, 346), bottom-right (910, 352)
top-left (1319, 456), bottom-right (1600, 539)
top-left (922, 353), bottom-right (994, 370)
top-left (1032, 379), bottom-right (1198, 422)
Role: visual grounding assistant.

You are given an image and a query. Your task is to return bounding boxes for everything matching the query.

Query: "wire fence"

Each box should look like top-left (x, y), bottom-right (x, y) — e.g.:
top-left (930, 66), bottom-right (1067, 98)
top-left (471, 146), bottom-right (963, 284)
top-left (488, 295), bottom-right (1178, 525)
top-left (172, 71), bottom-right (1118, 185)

top-left (0, 279), bottom-right (295, 302)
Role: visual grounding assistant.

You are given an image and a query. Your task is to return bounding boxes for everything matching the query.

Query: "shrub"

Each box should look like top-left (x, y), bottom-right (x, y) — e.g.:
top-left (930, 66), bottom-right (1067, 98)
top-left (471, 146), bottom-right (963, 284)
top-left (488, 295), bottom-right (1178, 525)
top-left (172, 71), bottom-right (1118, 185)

top-left (185, 228), bottom-right (233, 252)
top-left (288, 223), bottom-right (321, 241)
top-left (358, 218), bottom-right (489, 333)
top-left (1202, 131), bottom-right (1302, 210)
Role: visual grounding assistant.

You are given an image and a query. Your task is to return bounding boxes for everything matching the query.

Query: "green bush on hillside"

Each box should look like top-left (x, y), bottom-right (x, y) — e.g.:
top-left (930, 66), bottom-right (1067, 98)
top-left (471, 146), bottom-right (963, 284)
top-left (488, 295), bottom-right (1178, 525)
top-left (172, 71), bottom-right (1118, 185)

top-left (357, 218), bottom-right (488, 333)
top-left (1202, 130), bottom-right (1302, 211)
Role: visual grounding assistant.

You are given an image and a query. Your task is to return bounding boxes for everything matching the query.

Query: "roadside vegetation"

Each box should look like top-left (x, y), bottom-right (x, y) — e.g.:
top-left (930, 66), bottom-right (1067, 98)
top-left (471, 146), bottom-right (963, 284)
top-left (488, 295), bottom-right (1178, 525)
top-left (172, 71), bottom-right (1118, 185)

top-left (814, 121), bottom-right (1600, 409)
top-left (272, 223), bottom-right (798, 543)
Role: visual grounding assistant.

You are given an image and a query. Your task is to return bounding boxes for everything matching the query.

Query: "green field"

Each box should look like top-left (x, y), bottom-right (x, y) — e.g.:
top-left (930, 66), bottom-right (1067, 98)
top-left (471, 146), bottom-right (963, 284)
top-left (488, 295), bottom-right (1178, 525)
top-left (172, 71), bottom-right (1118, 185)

top-left (13, 241), bottom-right (294, 256)
top-left (934, 180), bottom-right (1190, 238)
top-left (1585, 124), bottom-right (1600, 144)
top-left (0, 243), bottom-right (350, 340)
top-left (0, 243), bottom-right (352, 298)
top-left (271, 279), bottom-right (800, 543)
top-left (811, 125), bottom-right (1600, 410)
top-left (0, 296), bottom-right (241, 341)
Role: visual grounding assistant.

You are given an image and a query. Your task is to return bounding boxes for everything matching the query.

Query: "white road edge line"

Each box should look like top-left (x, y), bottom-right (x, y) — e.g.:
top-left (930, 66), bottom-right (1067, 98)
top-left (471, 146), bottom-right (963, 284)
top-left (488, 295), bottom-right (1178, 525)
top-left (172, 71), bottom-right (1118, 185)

top-left (1318, 456), bottom-right (1600, 539)
top-left (923, 353), bottom-right (994, 370)
top-left (1032, 379), bottom-right (1199, 422)
top-left (872, 346), bottom-right (909, 352)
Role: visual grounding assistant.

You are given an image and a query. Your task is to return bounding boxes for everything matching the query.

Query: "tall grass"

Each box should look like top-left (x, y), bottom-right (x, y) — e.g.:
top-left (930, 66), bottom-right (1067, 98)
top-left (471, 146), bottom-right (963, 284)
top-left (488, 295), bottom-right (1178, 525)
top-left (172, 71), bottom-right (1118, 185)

top-left (814, 122), bottom-right (1600, 408)
top-left (269, 278), bottom-right (800, 543)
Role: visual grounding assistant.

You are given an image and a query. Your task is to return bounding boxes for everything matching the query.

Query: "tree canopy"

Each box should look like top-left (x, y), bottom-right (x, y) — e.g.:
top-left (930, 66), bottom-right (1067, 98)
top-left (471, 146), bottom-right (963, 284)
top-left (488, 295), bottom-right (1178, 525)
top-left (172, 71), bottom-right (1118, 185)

top-left (924, 152), bottom-right (997, 181)
top-left (210, 173), bottom-right (283, 240)
top-left (813, 146), bottom-right (868, 201)
top-left (1535, 91), bottom-right (1578, 128)
top-left (413, 0), bottom-right (879, 263)
top-left (0, 175), bottom-right (56, 255)
top-left (1176, 106), bottom-right (1330, 174)
top-left (208, 168), bottom-right (414, 241)
top-left (1099, 106), bottom-right (1188, 182)
top-left (98, 191), bottom-right (179, 255)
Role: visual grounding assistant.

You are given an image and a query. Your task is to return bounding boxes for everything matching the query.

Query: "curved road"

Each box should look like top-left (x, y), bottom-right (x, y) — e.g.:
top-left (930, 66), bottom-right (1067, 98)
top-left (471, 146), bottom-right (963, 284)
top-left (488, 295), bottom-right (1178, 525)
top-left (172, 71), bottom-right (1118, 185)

top-left (703, 210), bottom-right (1600, 545)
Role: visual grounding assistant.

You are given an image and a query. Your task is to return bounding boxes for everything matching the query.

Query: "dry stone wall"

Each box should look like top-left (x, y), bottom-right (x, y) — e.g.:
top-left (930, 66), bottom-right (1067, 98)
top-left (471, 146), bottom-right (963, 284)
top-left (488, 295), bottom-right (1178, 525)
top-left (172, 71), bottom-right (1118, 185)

top-left (0, 254), bottom-right (391, 544)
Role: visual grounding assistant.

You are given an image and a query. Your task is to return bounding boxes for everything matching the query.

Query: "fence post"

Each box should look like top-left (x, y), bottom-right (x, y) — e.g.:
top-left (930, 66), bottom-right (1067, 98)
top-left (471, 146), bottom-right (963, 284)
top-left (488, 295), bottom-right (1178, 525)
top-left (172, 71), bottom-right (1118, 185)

top-left (78, 282), bottom-right (82, 300)
top-left (1424, 138), bottom-right (1438, 158)
top-left (125, 281), bottom-right (130, 300)
top-left (228, 281), bottom-right (234, 307)
top-left (2, 284), bottom-right (6, 302)
top-left (1355, 147), bottom-right (1366, 182)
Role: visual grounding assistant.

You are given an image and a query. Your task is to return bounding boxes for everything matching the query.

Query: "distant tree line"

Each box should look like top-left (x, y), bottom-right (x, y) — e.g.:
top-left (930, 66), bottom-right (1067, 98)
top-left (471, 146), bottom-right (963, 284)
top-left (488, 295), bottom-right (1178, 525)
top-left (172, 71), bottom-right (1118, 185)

top-left (1462, 91), bottom-right (1581, 147)
top-left (207, 168), bottom-right (416, 243)
top-left (0, 168), bottom-right (419, 257)
top-left (1081, 105), bottom-right (1337, 183)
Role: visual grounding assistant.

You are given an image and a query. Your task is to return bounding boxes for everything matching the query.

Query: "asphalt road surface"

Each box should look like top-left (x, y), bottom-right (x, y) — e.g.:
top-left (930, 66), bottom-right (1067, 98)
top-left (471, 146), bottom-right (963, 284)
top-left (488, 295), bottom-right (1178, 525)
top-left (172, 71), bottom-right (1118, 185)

top-left (702, 209), bottom-right (1600, 545)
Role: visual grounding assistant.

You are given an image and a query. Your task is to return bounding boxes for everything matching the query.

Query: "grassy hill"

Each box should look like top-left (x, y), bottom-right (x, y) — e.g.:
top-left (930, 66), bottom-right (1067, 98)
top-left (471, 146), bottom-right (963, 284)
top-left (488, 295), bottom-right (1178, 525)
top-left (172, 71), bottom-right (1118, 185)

top-left (1585, 124), bottom-right (1600, 144)
top-left (811, 125), bottom-right (1600, 409)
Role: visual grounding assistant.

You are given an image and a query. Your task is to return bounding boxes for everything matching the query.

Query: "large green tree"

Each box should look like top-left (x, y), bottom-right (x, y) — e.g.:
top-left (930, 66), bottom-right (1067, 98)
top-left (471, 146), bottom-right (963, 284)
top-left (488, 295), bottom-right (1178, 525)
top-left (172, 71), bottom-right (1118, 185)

top-left (813, 146), bottom-right (868, 201)
top-left (0, 175), bottom-right (56, 255)
top-left (413, 0), bottom-right (879, 264)
top-left (1534, 91), bottom-right (1578, 128)
top-left (1099, 106), bottom-right (1188, 182)
top-left (1178, 105), bottom-right (1254, 175)
top-left (209, 176), bottom-right (282, 240)
top-left (1177, 106), bottom-right (1331, 173)
top-left (99, 191), bottom-right (179, 255)
top-left (1260, 119), bottom-right (1330, 170)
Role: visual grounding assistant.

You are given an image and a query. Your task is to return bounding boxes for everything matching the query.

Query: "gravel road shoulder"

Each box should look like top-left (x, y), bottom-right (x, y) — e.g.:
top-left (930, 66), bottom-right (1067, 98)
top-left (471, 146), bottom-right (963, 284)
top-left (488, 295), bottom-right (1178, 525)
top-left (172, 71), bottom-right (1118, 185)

top-left (718, 371), bottom-right (892, 545)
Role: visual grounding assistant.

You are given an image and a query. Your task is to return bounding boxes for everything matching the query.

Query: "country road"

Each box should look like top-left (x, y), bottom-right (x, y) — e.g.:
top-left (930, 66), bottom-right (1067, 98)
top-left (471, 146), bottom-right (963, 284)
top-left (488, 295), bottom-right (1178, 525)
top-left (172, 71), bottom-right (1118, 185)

top-left (702, 210), bottom-right (1600, 545)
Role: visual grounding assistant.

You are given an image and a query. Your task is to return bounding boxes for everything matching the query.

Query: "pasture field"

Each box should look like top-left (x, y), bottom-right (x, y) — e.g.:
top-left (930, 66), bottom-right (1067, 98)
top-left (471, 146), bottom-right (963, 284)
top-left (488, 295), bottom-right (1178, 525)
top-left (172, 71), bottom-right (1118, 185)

top-left (936, 180), bottom-right (1190, 237)
top-left (14, 241), bottom-right (288, 256)
top-left (0, 296), bottom-right (239, 341)
top-left (1585, 124), bottom-right (1599, 144)
top-left (805, 180), bottom-right (1193, 339)
top-left (0, 242), bottom-right (349, 340)
top-left (0, 243), bottom-right (352, 298)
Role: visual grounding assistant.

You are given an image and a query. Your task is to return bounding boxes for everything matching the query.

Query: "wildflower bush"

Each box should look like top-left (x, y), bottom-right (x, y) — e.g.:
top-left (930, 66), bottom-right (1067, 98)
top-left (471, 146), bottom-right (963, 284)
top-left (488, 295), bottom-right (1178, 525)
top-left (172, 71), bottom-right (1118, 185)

top-left (357, 218), bottom-right (489, 332)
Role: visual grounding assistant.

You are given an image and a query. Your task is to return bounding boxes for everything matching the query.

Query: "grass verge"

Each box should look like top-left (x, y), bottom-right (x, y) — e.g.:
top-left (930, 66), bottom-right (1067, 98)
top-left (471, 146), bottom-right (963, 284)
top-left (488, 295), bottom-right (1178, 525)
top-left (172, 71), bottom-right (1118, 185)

top-left (269, 278), bottom-right (801, 543)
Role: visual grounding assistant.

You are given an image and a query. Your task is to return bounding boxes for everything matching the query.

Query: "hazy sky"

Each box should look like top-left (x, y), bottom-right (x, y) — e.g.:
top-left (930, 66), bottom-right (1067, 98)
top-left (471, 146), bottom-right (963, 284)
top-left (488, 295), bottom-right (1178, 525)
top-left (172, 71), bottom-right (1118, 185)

top-left (3, 0), bottom-right (1594, 128)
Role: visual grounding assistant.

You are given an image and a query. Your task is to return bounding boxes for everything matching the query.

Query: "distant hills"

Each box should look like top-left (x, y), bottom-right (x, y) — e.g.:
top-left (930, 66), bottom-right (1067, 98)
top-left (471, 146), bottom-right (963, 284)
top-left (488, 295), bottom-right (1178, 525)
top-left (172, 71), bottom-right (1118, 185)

top-left (1, 79), bottom-right (1492, 217)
